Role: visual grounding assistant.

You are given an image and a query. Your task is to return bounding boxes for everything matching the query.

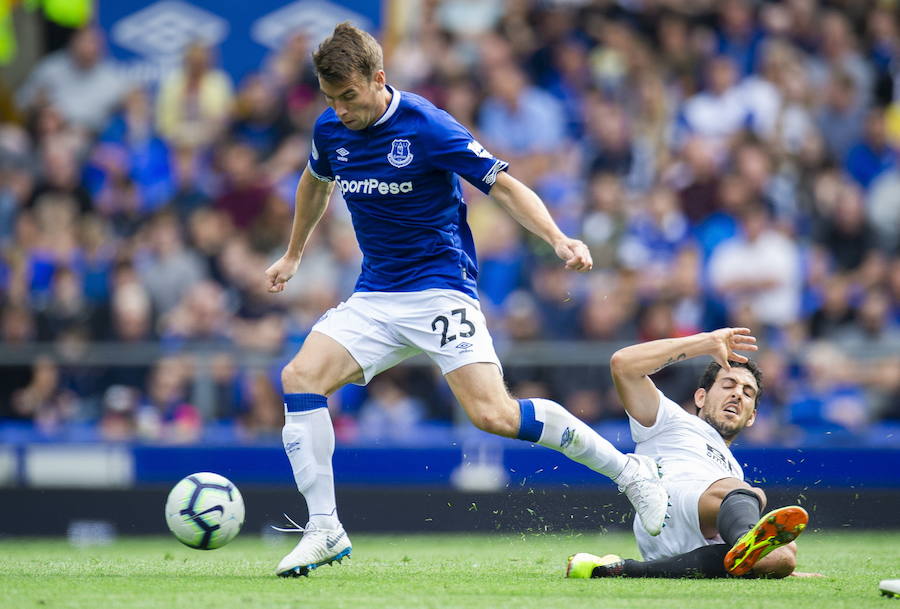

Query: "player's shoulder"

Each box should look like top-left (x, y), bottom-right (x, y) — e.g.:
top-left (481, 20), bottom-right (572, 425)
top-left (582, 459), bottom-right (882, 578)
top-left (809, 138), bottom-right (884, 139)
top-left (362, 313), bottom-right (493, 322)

top-left (397, 89), bottom-right (438, 113)
top-left (396, 89), bottom-right (461, 131)
top-left (655, 390), bottom-right (696, 424)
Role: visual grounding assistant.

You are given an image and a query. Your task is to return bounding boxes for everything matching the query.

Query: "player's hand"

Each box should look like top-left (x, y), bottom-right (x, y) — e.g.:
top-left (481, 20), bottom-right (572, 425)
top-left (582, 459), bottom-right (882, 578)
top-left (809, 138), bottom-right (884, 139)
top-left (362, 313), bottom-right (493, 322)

top-left (554, 238), bottom-right (593, 272)
top-left (265, 255), bottom-right (301, 293)
top-left (708, 327), bottom-right (758, 370)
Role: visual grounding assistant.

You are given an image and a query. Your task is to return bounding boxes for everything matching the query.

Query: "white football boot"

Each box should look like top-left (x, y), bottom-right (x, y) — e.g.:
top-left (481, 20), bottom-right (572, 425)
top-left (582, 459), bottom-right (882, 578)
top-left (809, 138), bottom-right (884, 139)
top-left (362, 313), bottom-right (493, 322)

top-left (273, 515), bottom-right (352, 577)
top-left (615, 453), bottom-right (669, 537)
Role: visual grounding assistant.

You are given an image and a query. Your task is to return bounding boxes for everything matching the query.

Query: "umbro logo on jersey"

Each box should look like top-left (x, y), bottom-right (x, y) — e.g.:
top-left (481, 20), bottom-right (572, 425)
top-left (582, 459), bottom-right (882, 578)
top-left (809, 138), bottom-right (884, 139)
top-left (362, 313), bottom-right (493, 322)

top-left (483, 160), bottom-right (506, 186)
top-left (336, 147), bottom-right (349, 162)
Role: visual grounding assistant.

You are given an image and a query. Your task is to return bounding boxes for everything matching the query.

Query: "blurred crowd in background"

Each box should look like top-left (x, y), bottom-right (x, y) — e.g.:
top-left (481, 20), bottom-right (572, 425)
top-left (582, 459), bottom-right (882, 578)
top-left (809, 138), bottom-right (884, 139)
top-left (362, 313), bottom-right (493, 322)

top-left (0, 0), bottom-right (899, 447)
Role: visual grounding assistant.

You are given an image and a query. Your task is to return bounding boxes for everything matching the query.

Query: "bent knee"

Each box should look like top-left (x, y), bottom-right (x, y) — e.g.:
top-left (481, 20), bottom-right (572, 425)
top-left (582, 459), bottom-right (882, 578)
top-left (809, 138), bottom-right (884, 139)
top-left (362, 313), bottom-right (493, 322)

top-left (749, 486), bottom-right (767, 510)
top-left (753, 544), bottom-right (796, 579)
top-left (703, 477), bottom-right (750, 502)
top-left (467, 403), bottom-right (518, 437)
top-left (469, 411), bottom-right (515, 436)
top-left (704, 478), bottom-right (766, 508)
top-left (280, 360), bottom-right (307, 388)
top-left (281, 360), bottom-right (326, 394)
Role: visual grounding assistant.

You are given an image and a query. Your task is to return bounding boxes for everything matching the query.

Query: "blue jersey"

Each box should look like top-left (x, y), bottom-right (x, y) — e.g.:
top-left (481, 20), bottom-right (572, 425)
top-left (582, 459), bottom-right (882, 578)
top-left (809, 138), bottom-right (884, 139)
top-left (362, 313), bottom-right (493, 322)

top-left (307, 86), bottom-right (509, 300)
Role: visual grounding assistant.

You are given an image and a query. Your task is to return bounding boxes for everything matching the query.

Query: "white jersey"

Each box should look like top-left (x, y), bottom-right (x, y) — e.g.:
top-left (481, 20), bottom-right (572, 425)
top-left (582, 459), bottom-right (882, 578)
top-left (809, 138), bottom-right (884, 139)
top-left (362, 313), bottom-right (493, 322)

top-left (628, 390), bottom-right (744, 560)
top-left (630, 390), bottom-right (744, 484)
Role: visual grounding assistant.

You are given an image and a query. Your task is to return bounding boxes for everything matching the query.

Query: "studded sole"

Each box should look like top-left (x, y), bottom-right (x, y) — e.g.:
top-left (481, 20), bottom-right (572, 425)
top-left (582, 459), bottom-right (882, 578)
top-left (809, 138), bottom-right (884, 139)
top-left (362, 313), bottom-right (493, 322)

top-left (277, 547), bottom-right (353, 578)
top-left (724, 506), bottom-right (808, 577)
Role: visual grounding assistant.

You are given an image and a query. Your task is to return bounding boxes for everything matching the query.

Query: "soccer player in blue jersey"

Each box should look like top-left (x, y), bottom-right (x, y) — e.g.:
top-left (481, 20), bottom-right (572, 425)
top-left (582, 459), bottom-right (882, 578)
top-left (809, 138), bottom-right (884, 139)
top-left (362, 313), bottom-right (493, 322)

top-left (264, 23), bottom-right (668, 577)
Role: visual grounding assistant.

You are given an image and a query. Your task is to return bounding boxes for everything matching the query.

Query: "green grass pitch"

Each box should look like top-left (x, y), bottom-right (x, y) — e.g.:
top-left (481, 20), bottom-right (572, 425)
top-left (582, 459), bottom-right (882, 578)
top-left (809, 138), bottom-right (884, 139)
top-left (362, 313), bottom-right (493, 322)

top-left (2, 531), bottom-right (898, 609)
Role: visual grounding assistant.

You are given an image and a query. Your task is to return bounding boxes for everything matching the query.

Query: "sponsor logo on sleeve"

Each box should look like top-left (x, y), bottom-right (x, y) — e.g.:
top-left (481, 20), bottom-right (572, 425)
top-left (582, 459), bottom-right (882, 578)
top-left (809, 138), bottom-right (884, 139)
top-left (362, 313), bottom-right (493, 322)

top-left (467, 140), bottom-right (493, 158)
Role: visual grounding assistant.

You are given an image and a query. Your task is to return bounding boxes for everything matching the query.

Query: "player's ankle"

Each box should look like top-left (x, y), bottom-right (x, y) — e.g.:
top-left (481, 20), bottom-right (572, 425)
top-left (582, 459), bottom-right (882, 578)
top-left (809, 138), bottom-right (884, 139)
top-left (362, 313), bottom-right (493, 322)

top-left (309, 514), bottom-right (340, 530)
top-left (612, 454), bottom-right (639, 485)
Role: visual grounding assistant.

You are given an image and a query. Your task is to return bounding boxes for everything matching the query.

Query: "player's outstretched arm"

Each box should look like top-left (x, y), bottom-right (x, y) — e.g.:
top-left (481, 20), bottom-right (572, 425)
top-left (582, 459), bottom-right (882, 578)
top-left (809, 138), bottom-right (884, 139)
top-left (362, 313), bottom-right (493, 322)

top-left (265, 167), bottom-right (335, 293)
top-left (488, 172), bottom-right (592, 272)
top-left (611, 328), bottom-right (758, 426)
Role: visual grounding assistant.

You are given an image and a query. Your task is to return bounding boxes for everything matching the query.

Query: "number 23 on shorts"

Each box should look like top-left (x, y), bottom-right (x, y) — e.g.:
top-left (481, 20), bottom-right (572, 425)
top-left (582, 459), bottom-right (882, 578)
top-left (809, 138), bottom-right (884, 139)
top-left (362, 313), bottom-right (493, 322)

top-left (431, 308), bottom-right (476, 347)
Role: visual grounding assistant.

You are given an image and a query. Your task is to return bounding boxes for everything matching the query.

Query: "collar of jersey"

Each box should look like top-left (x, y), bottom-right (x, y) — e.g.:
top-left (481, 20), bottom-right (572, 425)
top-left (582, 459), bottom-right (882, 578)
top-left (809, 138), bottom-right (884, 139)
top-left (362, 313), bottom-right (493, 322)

top-left (371, 85), bottom-right (401, 128)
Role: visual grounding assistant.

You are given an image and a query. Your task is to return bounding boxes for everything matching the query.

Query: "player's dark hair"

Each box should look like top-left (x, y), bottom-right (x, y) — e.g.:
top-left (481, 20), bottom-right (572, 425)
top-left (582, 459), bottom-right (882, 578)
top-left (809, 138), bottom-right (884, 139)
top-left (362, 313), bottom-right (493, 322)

top-left (312, 22), bottom-right (383, 83)
top-left (698, 360), bottom-right (763, 408)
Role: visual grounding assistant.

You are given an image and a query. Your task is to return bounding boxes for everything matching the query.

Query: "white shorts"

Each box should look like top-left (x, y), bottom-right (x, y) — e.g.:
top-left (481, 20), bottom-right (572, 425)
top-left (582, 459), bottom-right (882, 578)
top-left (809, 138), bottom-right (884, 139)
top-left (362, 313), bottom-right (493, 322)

top-left (311, 289), bottom-right (502, 385)
top-left (633, 476), bottom-right (728, 561)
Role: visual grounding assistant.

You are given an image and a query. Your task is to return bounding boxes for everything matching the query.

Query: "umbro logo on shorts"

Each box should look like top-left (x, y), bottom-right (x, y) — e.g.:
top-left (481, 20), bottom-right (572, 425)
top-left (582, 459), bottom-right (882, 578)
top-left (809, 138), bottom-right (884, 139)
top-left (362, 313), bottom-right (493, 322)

top-left (456, 342), bottom-right (473, 351)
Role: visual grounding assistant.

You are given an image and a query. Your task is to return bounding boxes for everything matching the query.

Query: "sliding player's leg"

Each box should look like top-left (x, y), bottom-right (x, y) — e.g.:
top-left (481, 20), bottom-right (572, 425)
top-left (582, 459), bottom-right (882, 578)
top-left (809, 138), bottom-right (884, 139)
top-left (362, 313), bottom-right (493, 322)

top-left (699, 477), bottom-right (807, 576)
top-left (568, 544), bottom-right (729, 579)
top-left (566, 541), bottom-right (797, 579)
top-left (698, 477), bottom-right (767, 540)
top-left (444, 361), bottom-right (668, 535)
top-left (724, 506), bottom-right (807, 576)
top-left (569, 478), bottom-right (803, 580)
top-left (751, 542), bottom-right (797, 578)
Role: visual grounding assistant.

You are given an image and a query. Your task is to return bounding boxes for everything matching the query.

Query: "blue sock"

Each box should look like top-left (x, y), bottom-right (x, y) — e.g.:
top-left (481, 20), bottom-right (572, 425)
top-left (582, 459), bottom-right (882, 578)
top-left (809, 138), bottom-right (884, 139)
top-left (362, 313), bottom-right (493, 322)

top-left (284, 393), bottom-right (328, 413)
top-left (517, 398), bottom-right (544, 442)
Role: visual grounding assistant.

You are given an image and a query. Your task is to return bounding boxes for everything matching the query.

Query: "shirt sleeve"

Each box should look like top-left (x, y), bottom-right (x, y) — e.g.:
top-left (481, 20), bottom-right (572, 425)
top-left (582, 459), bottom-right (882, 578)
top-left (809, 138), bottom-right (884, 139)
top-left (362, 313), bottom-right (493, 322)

top-left (423, 109), bottom-right (509, 194)
top-left (628, 390), bottom-right (685, 443)
top-left (307, 119), bottom-right (334, 182)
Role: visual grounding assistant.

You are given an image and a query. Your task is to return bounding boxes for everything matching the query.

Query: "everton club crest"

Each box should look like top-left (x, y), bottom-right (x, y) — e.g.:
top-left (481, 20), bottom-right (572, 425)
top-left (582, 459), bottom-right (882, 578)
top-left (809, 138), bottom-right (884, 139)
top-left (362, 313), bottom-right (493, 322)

top-left (387, 139), bottom-right (414, 168)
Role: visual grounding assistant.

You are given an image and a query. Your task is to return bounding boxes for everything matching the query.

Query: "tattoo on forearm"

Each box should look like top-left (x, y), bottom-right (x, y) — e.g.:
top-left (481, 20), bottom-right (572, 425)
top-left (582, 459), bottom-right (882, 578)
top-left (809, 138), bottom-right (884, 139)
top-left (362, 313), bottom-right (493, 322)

top-left (651, 352), bottom-right (686, 374)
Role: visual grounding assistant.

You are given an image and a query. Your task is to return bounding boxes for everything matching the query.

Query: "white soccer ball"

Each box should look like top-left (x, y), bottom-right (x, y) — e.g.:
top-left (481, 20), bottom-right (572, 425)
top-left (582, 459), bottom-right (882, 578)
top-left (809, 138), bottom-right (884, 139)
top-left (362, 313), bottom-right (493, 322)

top-left (164, 472), bottom-right (245, 550)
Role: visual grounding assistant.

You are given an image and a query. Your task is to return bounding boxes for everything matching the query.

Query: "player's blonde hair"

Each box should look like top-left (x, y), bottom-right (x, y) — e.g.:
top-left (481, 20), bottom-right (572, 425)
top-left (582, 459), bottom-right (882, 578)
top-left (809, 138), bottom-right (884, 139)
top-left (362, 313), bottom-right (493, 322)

top-left (312, 22), bottom-right (383, 83)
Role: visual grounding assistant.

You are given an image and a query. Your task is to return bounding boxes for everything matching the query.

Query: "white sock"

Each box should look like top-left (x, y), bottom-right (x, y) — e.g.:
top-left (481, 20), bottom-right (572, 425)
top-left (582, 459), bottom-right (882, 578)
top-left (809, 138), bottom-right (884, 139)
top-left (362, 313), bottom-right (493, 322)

top-left (282, 408), bottom-right (339, 529)
top-left (610, 454), bottom-right (641, 487)
top-left (529, 397), bottom-right (629, 479)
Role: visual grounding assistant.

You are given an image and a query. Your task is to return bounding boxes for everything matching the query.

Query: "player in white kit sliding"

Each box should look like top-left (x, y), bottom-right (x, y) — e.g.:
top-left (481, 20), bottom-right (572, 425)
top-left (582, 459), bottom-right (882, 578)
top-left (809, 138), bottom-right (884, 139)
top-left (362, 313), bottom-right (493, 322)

top-left (264, 23), bottom-right (668, 577)
top-left (567, 328), bottom-right (808, 579)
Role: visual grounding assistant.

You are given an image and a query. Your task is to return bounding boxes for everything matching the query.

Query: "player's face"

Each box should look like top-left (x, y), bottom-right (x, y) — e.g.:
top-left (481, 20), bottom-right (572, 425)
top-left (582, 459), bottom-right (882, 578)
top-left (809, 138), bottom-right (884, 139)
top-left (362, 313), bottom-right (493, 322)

top-left (695, 367), bottom-right (758, 442)
top-left (319, 70), bottom-right (388, 130)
